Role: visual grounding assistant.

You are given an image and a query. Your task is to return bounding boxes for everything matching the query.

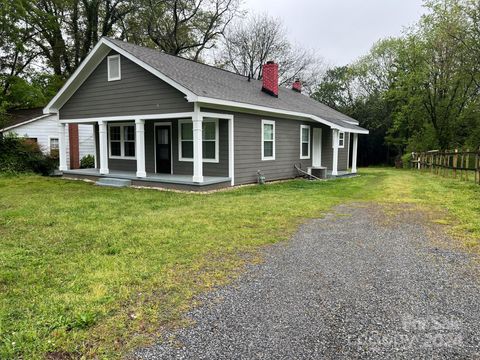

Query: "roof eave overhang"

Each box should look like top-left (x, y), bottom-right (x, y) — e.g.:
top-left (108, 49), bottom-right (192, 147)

top-left (0, 113), bottom-right (52, 132)
top-left (195, 97), bottom-right (369, 134)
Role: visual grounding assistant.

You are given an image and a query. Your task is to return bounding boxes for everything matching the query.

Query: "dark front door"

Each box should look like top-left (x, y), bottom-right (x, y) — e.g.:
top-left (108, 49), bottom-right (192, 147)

top-left (156, 126), bottom-right (171, 173)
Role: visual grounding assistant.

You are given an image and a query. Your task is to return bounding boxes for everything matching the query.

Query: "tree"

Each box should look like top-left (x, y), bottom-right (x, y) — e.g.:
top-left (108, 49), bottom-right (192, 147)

top-left (312, 39), bottom-right (401, 165)
top-left (217, 13), bottom-right (324, 93)
top-left (129, 0), bottom-right (242, 61)
top-left (18, 0), bottom-right (135, 77)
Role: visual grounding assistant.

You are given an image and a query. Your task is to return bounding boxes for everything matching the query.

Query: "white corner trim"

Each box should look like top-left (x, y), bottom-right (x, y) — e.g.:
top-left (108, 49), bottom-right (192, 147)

top-left (0, 114), bottom-right (52, 132)
top-left (107, 54), bottom-right (121, 81)
top-left (300, 124), bottom-right (311, 159)
top-left (261, 119), bottom-right (275, 161)
top-left (229, 116), bottom-right (234, 186)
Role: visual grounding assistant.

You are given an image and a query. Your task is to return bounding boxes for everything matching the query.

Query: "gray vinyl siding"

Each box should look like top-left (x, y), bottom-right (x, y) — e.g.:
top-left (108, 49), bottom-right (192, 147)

top-left (60, 50), bottom-right (192, 119)
top-left (233, 112), bottom-right (314, 185)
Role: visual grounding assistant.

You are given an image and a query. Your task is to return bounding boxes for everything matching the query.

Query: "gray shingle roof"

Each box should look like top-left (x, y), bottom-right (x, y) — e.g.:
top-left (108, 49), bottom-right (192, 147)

top-left (106, 38), bottom-right (366, 132)
top-left (1, 107), bottom-right (46, 131)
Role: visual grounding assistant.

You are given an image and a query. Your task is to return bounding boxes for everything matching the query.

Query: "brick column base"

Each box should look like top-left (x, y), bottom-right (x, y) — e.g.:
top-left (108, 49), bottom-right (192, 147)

top-left (69, 123), bottom-right (80, 169)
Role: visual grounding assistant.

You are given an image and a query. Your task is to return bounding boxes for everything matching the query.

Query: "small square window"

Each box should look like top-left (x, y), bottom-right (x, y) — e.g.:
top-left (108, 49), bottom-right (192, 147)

top-left (338, 131), bottom-right (345, 148)
top-left (107, 55), bottom-right (121, 81)
top-left (49, 137), bottom-right (59, 150)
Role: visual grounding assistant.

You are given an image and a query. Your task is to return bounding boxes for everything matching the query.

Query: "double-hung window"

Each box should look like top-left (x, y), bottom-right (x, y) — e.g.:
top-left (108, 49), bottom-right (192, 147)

top-left (300, 125), bottom-right (310, 159)
top-left (338, 131), bottom-right (345, 148)
top-left (262, 120), bottom-right (275, 160)
top-left (178, 118), bottom-right (219, 162)
top-left (109, 123), bottom-right (135, 158)
top-left (49, 137), bottom-right (59, 156)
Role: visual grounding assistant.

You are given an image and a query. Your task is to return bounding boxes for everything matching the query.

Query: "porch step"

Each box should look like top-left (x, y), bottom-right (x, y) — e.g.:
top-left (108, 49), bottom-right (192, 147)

top-left (95, 178), bottom-right (132, 188)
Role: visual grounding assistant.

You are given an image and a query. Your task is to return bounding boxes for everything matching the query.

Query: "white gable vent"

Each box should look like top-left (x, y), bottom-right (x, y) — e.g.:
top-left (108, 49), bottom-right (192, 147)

top-left (107, 54), bottom-right (121, 81)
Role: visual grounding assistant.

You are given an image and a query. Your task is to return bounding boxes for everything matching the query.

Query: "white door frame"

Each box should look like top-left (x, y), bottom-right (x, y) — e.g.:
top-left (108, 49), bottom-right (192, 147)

top-left (154, 122), bottom-right (173, 174)
top-left (312, 127), bottom-right (322, 167)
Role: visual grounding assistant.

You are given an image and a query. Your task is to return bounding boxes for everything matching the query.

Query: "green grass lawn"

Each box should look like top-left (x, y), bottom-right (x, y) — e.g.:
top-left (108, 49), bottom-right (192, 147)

top-left (0, 168), bottom-right (479, 359)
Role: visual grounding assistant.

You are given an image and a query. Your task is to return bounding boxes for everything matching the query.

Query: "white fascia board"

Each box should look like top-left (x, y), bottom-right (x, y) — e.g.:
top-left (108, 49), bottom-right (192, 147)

top-left (0, 114), bottom-right (52, 132)
top-left (195, 97), bottom-right (369, 134)
top-left (44, 38), bottom-right (197, 115)
top-left (58, 112), bottom-right (194, 124)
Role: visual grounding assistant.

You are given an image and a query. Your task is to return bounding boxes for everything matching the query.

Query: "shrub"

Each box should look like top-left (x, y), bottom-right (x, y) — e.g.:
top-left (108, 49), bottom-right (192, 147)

top-left (0, 133), bottom-right (57, 175)
top-left (80, 154), bottom-right (95, 169)
top-left (401, 153), bottom-right (413, 169)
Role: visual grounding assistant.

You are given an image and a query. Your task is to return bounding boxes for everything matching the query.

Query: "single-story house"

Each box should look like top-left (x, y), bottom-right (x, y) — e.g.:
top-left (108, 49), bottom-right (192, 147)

top-left (44, 37), bottom-right (368, 190)
top-left (0, 107), bottom-right (95, 169)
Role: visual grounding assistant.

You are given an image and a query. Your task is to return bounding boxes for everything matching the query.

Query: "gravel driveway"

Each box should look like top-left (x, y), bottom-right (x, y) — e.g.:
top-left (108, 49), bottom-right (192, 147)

top-left (133, 203), bottom-right (480, 359)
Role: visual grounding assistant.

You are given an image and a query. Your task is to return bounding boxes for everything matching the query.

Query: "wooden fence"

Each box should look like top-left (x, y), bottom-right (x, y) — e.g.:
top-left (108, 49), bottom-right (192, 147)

top-left (411, 148), bottom-right (480, 185)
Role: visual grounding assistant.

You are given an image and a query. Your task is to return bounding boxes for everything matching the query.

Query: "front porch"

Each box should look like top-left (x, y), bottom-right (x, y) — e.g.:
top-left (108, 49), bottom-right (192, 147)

top-left (57, 107), bottom-right (235, 188)
top-left (63, 168), bottom-right (231, 191)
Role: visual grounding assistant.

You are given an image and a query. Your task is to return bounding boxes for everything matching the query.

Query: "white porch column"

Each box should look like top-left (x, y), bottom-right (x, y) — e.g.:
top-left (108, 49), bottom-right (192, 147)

top-left (192, 106), bottom-right (204, 183)
top-left (58, 122), bottom-right (68, 171)
top-left (351, 133), bottom-right (358, 174)
top-left (332, 129), bottom-right (339, 176)
top-left (135, 118), bottom-right (146, 178)
top-left (98, 120), bottom-right (109, 174)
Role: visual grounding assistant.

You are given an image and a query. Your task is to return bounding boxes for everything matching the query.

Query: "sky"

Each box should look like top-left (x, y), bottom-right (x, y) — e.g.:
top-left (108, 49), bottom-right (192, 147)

top-left (242, 0), bottom-right (425, 66)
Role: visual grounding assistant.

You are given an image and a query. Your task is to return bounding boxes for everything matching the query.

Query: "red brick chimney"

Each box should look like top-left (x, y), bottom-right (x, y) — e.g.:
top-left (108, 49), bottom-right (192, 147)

top-left (292, 79), bottom-right (302, 93)
top-left (68, 123), bottom-right (80, 169)
top-left (262, 61), bottom-right (279, 97)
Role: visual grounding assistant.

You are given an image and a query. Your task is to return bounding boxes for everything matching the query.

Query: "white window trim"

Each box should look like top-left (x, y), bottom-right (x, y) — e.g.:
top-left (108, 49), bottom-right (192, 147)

top-left (48, 136), bottom-right (59, 152)
top-left (300, 124), bottom-right (311, 159)
top-left (108, 122), bottom-right (136, 159)
top-left (261, 119), bottom-right (276, 161)
top-left (107, 54), bottom-right (121, 81)
top-left (338, 131), bottom-right (345, 148)
top-left (178, 118), bottom-right (219, 163)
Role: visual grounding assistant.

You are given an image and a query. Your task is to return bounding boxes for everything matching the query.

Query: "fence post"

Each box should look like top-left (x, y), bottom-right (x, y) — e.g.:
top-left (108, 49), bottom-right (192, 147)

top-left (465, 150), bottom-right (469, 181)
top-left (446, 151), bottom-right (449, 177)
top-left (443, 152), bottom-right (446, 177)
top-left (453, 149), bottom-right (457, 178)
top-left (476, 147), bottom-right (480, 185)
